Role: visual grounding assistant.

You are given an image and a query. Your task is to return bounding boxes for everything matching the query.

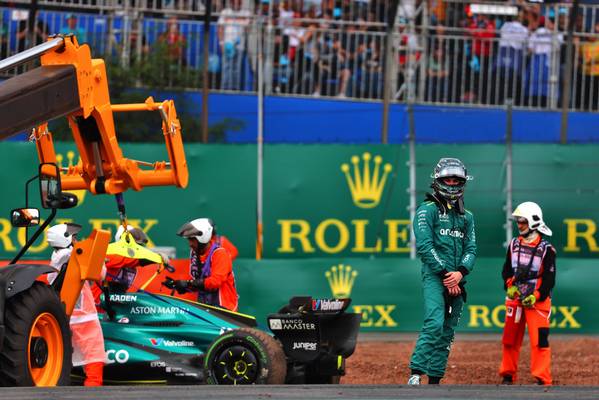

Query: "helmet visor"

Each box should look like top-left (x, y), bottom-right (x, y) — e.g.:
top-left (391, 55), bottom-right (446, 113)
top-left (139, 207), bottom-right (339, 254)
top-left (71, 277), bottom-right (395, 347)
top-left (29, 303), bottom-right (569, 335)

top-left (177, 222), bottom-right (201, 238)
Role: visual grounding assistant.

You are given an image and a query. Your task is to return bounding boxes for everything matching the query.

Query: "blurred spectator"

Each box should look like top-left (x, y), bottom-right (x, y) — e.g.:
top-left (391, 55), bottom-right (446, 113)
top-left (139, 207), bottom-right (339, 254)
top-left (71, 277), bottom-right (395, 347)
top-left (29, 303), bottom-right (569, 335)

top-left (396, 22), bottom-right (421, 100)
top-left (279, 0), bottom-right (295, 31)
top-left (464, 13), bottom-right (495, 103)
top-left (578, 21), bottom-right (599, 110)
top-left (293, 10), bottom-right (320, 94)
top-left (338, 21), bottom-right (368, 98)
top-left (287, 14), bottom-right (306, 69)
top-left (313, 10), bottom-right (345, 96)
top-left (16, 20), bottom-right (28, 52)
top-left (272, 33), bottom-right (292, 93)
top-left (426, 46), bottom-right (449, 102)
top-left (313, 24), bottom-right (346, 96)
top-left (0, 26), bottom-right (9, 60)
top-left (428, 0), bottom-right (446, 26)
top-left (218, 0), bottom-right (251, 90)
top-left (34, 21), bottom-right (50, 45)
top-left (493, 13), bottom-right (528, 105)
top-left (158, 17), bottom-right (186, 63)
top-left (60, 14), bottom-right (87, 44)
top-left (304, 0), bottom-right (323, 16)
top-left (524, 16), bottom-right (563, 107)
top-left (247, 0), bottom-right (270, 91)
top-left (128, 21), bottom-right (150, 63)
top-left (359, 37), bottom-right (382, 98)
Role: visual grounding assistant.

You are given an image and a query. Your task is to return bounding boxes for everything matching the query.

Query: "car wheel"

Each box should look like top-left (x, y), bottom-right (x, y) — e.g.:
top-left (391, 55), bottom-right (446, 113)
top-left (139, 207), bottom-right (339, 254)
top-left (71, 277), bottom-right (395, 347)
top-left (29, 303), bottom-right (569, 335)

top-left (204, 327), bottom-right (286, 384)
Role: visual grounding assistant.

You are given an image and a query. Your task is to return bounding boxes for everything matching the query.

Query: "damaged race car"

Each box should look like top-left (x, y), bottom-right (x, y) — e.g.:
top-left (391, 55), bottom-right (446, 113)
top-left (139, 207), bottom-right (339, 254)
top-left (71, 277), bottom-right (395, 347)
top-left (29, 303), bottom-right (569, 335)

top-left (74, 238), bottom-right (361, 385)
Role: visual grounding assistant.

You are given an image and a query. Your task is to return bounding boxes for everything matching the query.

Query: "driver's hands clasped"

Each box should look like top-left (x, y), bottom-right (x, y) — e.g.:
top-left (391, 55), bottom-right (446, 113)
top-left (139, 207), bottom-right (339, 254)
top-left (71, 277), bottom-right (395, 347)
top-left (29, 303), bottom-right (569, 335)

top-left (443, 271), bottom-right (463, 288)
top-left (447, 285), bottom-right (462, 297)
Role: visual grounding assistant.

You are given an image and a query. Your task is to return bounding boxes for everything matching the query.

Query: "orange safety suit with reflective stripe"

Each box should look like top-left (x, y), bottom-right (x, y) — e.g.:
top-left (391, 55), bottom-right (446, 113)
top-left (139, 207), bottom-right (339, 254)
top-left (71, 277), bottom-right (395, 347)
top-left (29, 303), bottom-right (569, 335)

top-left (217, 235), bottom-right (238, 261)
top-left (49, 248), bottom-right (105, 386)
top-left (190, 237), bottom-right (238, 312)
top-left (499, 235), bottom-right (556, 385)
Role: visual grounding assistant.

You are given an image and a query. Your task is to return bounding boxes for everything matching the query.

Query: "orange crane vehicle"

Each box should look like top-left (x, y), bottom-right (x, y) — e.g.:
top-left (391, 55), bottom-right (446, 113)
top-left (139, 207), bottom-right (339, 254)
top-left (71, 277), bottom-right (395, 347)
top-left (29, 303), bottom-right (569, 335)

top-left (0, 35), bottom-right (188, 386)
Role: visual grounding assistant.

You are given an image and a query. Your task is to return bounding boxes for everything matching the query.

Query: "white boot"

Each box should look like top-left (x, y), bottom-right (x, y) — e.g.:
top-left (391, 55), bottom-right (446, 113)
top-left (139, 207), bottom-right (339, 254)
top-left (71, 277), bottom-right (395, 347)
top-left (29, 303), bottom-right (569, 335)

top-left (407, 374), bottom-right (421, 385)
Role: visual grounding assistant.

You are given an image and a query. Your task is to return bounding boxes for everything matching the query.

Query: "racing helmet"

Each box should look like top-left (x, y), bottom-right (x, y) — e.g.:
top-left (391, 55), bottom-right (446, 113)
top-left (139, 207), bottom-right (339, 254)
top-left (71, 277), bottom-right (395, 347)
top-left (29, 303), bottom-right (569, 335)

top-left (512, 201), bottom-right (552, 236)
top-left (431, 158), bottom-right (471, 201)
top-left (177, 218), bottom-right (214, 244)
top-left (115, 224), bottom-right (149, 245)
top-left (47, 223), bottom-right (82, 248)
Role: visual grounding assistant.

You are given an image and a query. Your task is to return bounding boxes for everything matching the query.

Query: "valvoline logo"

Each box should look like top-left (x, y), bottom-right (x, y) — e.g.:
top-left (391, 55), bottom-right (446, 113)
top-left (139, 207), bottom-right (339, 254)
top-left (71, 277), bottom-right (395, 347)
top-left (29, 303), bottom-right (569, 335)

top-left (149, 338), bottom-right (195, 347)
top-left (312, 299), bottom-right (321, 311)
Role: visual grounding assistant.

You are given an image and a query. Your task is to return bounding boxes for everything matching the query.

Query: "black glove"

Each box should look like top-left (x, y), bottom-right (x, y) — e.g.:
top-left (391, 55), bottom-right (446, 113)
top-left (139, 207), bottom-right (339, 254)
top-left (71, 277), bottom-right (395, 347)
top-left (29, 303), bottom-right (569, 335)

top-left (162, 277), bottom-right (204, 294)
top-left (162, 276), bottom-right (176, 290)
top-left (173, 280), bottom-right (192, 294)
top-left (188, 279), bottom-right (205, 291)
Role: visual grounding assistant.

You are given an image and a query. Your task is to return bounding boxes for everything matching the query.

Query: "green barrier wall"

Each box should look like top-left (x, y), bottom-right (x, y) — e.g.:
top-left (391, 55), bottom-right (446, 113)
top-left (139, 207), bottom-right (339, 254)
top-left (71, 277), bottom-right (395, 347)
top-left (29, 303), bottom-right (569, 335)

top-left (234, 257), bottom-right (596, 333)
top-left (1, 143), bottom-right (599, 260)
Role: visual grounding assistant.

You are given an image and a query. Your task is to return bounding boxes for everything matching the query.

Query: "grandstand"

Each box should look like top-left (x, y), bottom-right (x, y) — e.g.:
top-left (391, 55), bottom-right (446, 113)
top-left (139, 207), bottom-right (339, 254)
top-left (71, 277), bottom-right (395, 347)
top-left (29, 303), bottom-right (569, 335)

top-left (2, 0), bottom-right (599, 111)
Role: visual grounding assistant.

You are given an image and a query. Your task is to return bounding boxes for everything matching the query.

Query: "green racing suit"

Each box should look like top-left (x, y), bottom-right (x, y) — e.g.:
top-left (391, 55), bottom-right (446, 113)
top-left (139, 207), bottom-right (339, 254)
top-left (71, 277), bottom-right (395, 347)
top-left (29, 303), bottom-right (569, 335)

top-left (409, 194), bottom-right (477, 379)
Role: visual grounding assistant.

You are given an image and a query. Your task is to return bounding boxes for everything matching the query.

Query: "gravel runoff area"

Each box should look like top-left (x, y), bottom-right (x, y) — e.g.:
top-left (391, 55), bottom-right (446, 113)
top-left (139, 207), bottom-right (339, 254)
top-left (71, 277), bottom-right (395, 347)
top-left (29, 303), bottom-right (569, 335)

top-left (344, 333), bottom-right (599, 385)
top-left (1, 333), bottom-right (598, 400)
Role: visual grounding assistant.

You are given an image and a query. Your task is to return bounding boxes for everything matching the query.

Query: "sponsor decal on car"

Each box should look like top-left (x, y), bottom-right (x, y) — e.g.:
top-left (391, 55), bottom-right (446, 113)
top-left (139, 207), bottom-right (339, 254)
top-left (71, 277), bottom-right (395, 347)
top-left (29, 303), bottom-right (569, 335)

top-left (269, 318), bottom-right (316, 331)
top-left (269, 319), bottom-right (283, 330)
top-left (110, 294), bottom-right (138, 302)
top-left (150, 361), bottom-right (166, 368)
top-left (106, 349), bottom-right (130, 364)
top-left (149, 338), bottom-right (195, 347)
top-left (130, 306), bottom-right (190, 315)
top-left (292, 342), bottom-right (317, 351)
top-left (312, 299), bottom-right (345, 311)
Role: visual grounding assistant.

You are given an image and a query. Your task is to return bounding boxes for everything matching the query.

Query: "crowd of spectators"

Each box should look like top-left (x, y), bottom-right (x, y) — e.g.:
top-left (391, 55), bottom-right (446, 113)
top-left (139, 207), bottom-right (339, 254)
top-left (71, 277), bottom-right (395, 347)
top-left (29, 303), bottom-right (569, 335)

top-left (257, 0), bottom-right (599, 109)
top-left (3, 0), bottom-right (599, 110)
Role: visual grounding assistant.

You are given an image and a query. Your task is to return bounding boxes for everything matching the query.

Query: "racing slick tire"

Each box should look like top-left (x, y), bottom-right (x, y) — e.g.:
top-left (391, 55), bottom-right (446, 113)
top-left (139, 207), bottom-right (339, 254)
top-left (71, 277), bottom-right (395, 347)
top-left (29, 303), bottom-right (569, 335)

top-left (0, 282), bottom-right (72, 386)
top-left (204, 327), bottom-right (287, 385)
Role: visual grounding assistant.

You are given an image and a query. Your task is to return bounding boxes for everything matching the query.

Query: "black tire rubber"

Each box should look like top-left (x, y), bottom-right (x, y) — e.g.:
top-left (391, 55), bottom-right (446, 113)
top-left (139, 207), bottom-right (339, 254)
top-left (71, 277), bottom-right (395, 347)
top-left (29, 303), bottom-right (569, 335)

top-left (204, 327), bottom-right (287, 385)
top-left (0, 282), bottom-right (72, 386)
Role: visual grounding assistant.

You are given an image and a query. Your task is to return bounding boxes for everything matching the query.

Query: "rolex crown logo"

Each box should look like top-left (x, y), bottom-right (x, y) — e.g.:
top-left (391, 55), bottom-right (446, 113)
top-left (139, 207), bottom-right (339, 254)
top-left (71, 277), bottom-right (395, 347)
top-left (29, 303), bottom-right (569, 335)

top-left (325, 264), bottom-right (358, 298)
top-left (341, 152), bottom-right (392, 209)
top-left (56, 150), bottom-right (86, 205)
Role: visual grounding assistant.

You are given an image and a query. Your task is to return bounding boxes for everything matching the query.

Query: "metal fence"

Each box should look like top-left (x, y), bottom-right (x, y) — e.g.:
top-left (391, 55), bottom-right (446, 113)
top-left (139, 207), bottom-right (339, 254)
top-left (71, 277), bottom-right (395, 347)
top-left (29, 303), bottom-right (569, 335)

top-left (2, 1), bottom-right (599, 111)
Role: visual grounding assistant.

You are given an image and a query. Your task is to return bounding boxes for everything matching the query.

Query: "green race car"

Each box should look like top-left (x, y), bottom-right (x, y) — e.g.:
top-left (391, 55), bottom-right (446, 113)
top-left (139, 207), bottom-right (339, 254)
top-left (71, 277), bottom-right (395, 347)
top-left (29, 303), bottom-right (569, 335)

top-left (74, 269), bottom-right (361, 385)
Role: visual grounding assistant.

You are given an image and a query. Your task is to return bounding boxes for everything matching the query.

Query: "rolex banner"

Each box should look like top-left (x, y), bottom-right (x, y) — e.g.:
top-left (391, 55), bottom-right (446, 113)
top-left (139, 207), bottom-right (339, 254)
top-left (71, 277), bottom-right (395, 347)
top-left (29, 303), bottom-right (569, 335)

top-left (231, 257), bottom-right (593, 333)
top-left (263, 145), bottom-right (411, 258)
top-left (1, 142), bottom-right (599, 259)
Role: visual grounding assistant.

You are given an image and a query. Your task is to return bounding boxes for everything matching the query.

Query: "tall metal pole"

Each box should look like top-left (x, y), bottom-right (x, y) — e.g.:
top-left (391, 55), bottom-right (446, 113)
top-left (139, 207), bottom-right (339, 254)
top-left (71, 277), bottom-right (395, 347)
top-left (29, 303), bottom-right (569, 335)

top-left (505, 99), bottom-right (513, 248)
top-left (407, 102), bottom-right (417, 259)
top-left (201, 0), bottom-right (213, 143)
top-left (560, 0), bottom-right (580, 144)
top-left (381, 0), bottom-right (400, 144)
top-left (256, 17), bottom-right (264, 260)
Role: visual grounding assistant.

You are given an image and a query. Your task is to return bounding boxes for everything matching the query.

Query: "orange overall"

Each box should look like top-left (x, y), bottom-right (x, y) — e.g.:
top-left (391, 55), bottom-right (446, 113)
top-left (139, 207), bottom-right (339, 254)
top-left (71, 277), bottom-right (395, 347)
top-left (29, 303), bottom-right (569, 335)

top-left (50, 248), bottom-right (105, 386)
top-left (499, 235), bottom-right (556, 385)
top-left (217, 235), bottom-right (238, 262)
top-left (189, 237), bottom-right (238, 312)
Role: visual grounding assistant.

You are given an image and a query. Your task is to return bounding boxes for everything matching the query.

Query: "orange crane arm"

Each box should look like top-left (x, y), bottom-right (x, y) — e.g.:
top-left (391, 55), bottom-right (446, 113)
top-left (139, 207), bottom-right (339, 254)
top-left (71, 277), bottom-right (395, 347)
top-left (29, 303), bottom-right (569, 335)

top-left (1, 35), bottom-right (188, 194)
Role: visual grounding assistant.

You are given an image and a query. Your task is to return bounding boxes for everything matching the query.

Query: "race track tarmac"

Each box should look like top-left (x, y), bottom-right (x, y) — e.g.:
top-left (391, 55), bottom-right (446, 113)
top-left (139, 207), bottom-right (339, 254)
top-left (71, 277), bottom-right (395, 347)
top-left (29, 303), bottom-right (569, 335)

top-left (3, 385), bottom-right (599, 400)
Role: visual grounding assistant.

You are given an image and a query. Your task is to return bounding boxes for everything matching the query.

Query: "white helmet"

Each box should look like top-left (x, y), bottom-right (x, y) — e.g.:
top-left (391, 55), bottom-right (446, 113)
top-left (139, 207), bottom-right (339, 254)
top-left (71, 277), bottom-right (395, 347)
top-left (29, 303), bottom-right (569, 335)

top-left (115, 224), bottom-right (149, 245)
top-left (177, 218), bottom-right (214, 244)
top-left (47, 223), bottom-right (82, 248)
top-left (512, 202), bottom-right (552, 236)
